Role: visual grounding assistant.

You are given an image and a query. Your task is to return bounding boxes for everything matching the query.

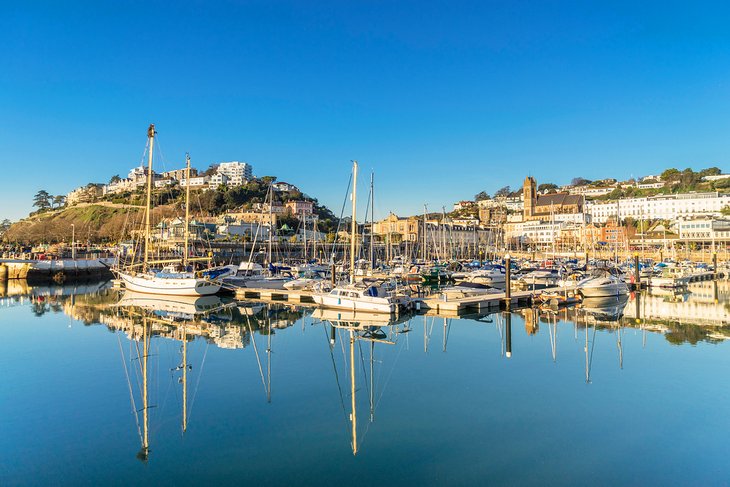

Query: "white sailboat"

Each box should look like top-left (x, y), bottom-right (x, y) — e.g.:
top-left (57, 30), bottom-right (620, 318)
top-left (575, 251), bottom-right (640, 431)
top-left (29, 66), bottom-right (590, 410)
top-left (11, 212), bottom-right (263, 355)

top-left (118, 125), bottom-right (223, 296)
top-left (312, 162), bottom-right (406, 313)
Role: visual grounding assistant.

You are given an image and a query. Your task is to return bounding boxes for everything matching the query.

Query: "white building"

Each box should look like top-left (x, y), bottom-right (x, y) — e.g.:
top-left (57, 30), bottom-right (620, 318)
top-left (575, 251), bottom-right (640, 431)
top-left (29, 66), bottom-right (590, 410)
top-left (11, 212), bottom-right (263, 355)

top-left (637, 182), bottom-right (664, 189)
top-left (209, 173), bottom-right (229, 186)
top-left (180, 176), bottom-right (211, 188)
top-left (154, 179), bottom-right (174, 188)
top-left (677, 218), bottom-right (730, 242)
top-left (588, 192), bottom-right (730, 223)
top-left (217, 161), bottom-right (252, 184)
top-left (567, 186), bottom-right (615, 197)
top-left (703, 174), bottom-right (730, 182)
top-left (272, 182), bottom-right (298, 192)
top-left (505, 220), bottom-right (564, 247)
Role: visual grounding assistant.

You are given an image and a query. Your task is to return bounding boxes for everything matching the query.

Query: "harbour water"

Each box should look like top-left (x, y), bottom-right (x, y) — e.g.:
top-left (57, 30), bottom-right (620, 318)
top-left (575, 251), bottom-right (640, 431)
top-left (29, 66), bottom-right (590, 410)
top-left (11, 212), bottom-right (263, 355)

top-left (2, 282), bottom-right (730, 485)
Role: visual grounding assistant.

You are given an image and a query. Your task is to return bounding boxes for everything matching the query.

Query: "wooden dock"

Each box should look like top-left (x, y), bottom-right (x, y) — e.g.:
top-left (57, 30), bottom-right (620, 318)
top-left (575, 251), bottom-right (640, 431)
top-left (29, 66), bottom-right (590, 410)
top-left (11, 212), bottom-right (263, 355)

top-left (231, 285), bottom-right (566, 316)
top-left (234, 287), bottom-right (317, 304)
top-left (418, 289), bottom-right (538, 313)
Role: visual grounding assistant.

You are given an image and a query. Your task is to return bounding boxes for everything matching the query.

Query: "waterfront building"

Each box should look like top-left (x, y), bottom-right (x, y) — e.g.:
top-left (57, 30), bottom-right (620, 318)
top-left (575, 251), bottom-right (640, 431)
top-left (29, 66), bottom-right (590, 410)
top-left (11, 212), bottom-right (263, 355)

top-left (677, 218), bottom-right (730, 243)
top-left (587, 192), bottom-right (730, 223)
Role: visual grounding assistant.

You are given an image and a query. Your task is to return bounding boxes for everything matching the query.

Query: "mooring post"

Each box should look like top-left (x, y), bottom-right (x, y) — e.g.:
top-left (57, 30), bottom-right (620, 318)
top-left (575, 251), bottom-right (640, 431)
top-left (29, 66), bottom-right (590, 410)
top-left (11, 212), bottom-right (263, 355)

top-left (505, 312), bottom-right (512, 358)
top-left (634, 252), bottom-right (640, 290)
top-left (504, 253), bottom-right (511, 311)
top-left (713, 252), bottom-right (718, 280)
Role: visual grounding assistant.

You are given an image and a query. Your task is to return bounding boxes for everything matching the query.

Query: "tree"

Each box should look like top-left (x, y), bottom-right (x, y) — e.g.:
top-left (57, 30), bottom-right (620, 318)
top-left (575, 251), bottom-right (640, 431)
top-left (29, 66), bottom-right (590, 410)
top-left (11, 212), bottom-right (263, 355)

top-left (474, 191), bottom-right (490, 201)
top-left (661, 168), bottom-right (680, 181)
top-left (721, 205), bottom-right (730, 216)
top-left (109, 174), bottom-right (122, 184)
top-left (33, 190), bottom-right (52, 210)
top-left (201, 164), bottom-right (220, 177)
top-left (53, 195), bottom-right (66, 208)
top-left (571, 177), bottom-right (591, 187)
top-left (495, 186), bottom-right (511, 197)
top-left (0, 218), bottom-right (11, 235)
top-left (700, 167), bottom-right (721, 177)
top-left (538, 183), bottom-right (558, 192)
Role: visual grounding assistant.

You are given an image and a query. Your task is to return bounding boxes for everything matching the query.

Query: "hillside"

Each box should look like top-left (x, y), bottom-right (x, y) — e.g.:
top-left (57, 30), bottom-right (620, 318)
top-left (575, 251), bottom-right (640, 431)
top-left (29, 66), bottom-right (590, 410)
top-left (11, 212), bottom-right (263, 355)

top-left (3, 203), bottom-right (177, 244)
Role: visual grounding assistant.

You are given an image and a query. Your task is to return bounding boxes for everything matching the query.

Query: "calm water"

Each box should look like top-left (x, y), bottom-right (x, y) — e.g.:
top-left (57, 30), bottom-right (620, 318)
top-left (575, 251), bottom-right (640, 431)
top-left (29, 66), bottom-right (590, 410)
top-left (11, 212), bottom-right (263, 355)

top-left (2, 280), bottom-right (730, 486)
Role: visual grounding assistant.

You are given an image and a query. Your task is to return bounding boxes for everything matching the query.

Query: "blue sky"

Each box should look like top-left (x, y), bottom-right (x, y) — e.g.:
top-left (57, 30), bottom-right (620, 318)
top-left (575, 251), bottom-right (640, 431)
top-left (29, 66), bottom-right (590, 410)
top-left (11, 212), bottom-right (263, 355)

top-left (2, 1), bottom-right (730, 222)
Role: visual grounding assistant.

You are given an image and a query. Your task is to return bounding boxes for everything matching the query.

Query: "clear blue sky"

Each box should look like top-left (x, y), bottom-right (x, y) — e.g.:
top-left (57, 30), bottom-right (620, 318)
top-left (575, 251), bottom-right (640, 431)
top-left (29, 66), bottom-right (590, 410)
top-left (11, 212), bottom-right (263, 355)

top-left (2, 1), bottom-right (730, 222)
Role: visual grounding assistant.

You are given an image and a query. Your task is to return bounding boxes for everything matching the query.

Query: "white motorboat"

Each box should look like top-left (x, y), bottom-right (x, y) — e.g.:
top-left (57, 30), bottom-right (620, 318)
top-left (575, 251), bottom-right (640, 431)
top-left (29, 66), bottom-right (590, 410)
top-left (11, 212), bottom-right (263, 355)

top-left (459, 265), bottom-right (506, 285)
top-left (312, 280), bottom-right (404, 313)
top-left (439, 281), bottom-right (501, 300)
top-left (577, 272), bottom-right (629, 298)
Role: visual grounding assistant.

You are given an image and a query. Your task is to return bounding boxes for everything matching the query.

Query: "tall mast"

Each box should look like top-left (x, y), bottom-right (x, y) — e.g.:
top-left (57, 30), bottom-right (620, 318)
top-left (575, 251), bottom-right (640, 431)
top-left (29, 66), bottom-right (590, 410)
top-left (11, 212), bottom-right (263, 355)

top-left (183, 153), bottom-right (191, 268)
top-left (350, 161), bottom-right (358, 284)
top-left (268, 184), bottom-right (273, 265)
top-left (422, 204), bottom-right (427, 261)
top-left (350, 329), bottom-right (358, 455)
top-left (143, 124), bottom-right (156, 272)
top-left (370, 172), bottom-right (375, 270)
top-left (182, 322), bottom-right (188, 433)
top-left (140, 316), bottom-right (150, 461)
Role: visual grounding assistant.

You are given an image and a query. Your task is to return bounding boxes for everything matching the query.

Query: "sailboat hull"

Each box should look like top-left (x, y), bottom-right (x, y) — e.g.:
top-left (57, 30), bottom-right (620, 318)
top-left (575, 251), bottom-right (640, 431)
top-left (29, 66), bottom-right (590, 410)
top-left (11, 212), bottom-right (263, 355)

top-left (312, 293), bottom-right (397, 313)
top-left (119, 272), bottom-right (221, 296)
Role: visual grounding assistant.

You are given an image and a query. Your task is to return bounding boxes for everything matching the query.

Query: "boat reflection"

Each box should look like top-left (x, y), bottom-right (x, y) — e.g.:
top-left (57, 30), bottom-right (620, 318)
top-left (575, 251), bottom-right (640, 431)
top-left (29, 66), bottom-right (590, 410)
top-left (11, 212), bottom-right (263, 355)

top-left (315, 310), bottom-right (413, 455)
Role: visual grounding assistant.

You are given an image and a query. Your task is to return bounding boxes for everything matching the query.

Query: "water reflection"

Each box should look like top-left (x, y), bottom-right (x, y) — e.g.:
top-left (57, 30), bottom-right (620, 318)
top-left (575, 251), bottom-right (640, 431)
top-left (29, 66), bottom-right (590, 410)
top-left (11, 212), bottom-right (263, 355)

top-left (5, 279), bottom-right (730, 467)
top-left (312, 309), bottom-right (413, 455)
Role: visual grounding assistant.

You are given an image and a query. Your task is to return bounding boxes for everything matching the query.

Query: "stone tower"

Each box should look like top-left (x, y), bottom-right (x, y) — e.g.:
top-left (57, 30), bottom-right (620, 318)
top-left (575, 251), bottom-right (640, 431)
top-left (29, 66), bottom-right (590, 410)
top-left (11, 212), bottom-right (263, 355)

top-left (523, 176), bottom-right (537, 220)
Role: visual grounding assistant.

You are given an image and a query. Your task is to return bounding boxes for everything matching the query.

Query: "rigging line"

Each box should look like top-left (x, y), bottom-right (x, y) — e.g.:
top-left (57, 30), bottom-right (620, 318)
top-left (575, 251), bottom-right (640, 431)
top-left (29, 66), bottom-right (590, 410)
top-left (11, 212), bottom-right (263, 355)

top-left (587, 324), bottom-right (598, 383)
top-left (357, 338), bottom-right (370, 402)
top-left (117, 332), bottom-right (143, 444)
top-left (330, 173), bottom-right (353, 263)
top-left (374, 334), bottom-right (406, 411)
top-left (244, 313), bottom-right (268, 398)
top-left (322, 322), bottom-right (350, 424)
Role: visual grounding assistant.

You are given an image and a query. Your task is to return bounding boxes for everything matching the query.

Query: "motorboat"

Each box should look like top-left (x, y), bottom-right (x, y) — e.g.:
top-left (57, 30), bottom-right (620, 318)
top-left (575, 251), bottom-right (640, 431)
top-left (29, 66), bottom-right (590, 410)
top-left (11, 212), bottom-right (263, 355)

top-left (439, 281), bottom-right (502, 300)
top-left (312, 280), bottom-right (407, 313)
top-left (577, 271), bottom-right (629, 298)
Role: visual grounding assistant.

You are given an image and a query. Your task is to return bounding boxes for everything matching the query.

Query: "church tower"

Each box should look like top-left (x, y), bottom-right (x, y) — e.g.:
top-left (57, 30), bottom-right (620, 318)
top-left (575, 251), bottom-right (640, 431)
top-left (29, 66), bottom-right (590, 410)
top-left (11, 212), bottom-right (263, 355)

top-left (523, 176), bottom-right (537, 220)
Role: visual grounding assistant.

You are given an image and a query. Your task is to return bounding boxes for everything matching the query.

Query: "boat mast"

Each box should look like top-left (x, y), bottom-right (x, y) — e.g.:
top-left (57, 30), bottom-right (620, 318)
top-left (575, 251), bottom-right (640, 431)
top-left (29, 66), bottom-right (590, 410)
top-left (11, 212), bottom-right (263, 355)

top-left (422, 205), bottom-right (427, 261)
top-left (370, 172), bottom-right (375, 270)
top-left (350, 161), bottom-right (358, 284)
top-left (268, 184), bottom-right (273, 265)
top-left (182, 322), bottom-right (188, 433)
top-left (350, 328), bottom-right (358, 455)
top-left (143, 124), bottom-right (156, 272)
top-left (140, 316), bottom-right (150, 461)
top-left (183, 153), bottom-right (191, 268)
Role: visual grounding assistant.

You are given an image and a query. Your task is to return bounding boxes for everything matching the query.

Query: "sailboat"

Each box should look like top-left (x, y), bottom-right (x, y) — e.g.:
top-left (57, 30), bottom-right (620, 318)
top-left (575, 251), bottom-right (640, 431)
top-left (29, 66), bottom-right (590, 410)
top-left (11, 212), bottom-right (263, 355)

top-left (117, 125), bottom-right (224, 296)
top-left (312, 161), bottom-right (407, 313)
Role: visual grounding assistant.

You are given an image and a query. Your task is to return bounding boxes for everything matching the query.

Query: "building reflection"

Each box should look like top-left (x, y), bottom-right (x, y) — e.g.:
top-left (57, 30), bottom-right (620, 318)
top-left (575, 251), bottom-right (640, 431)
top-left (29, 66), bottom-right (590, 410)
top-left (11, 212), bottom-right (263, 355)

top-left (7, 279), bottom-right (730, 457)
